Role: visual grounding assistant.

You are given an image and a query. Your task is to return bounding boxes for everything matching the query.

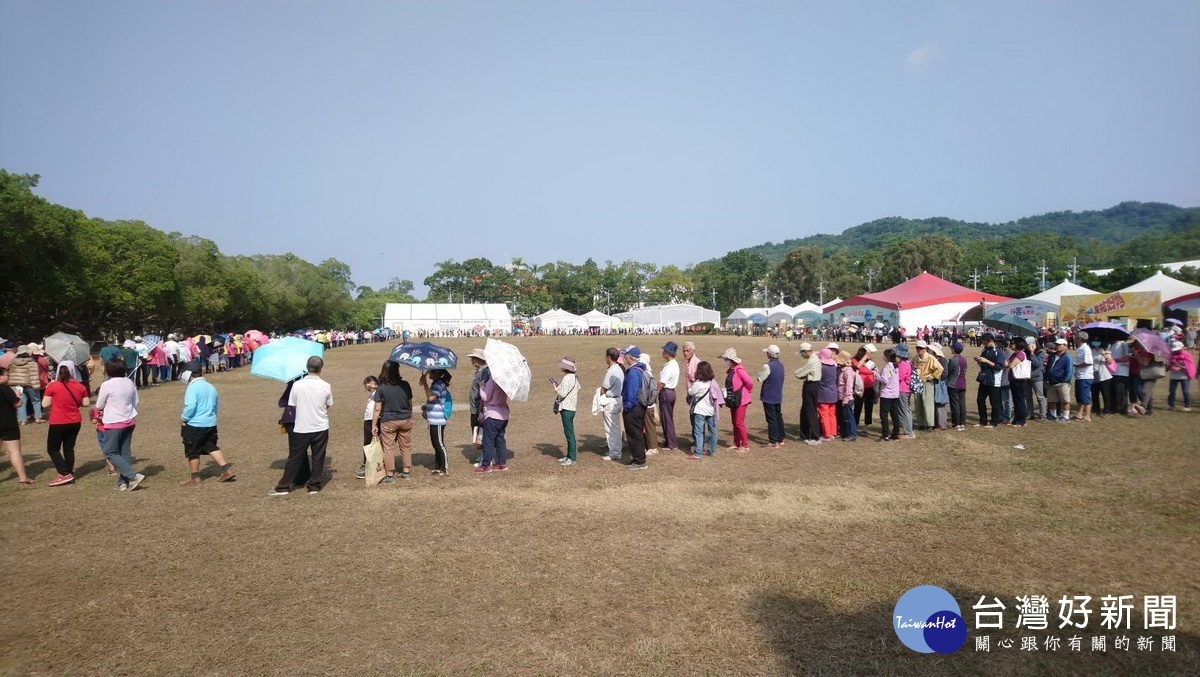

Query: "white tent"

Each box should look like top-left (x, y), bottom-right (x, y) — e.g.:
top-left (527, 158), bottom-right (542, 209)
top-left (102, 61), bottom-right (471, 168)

top-left (617, 303), bottom-right (722, 329)
top-left (581, 309), bottom-right (618, 331)
top-left (533, 308), bottom-right (586, 331)
top-left (765, 303), bottom-right (795, 326)
top-left (966, 279), bottom-right (1099, 324)
top-left (791, 301), bottom-right (822, 325)
top-left (1120, 271), bottom-right (1200, 306)
top-left (1027, 279), bottom-right (1098, 305)
top-left (726, 307), bottom-right (767, 328)
top-left (383, 303), bottom-right (512, 333)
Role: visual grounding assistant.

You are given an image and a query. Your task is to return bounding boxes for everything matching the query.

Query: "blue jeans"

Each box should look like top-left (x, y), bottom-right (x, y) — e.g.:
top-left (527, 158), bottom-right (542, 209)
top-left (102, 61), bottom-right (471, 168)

top-left (19, 387), bottom-right (42, 423)
top-left (1168, 379), bottom-right (1192, 408)
top-left (690, 413), bottom-right (716, 455)
top-left (99, 426), bottom-right (138, 482)
top-left (839, 402), bottom-right (857, 439)
top-left (481, 417), bottom-right (509, 467)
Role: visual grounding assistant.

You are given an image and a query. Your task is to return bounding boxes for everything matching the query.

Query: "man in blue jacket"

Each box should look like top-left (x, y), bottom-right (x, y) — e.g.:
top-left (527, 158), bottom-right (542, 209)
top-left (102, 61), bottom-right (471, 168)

top-left (620, 347), bottom-right (649, 470)
top-left (1045, 337), bottom-right (1074, 422)
top-left (179, 372), bottom-right (235, 485)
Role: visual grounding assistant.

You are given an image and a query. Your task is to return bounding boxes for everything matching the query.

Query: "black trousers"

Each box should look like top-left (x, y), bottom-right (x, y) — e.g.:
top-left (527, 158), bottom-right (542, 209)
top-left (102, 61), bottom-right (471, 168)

top-left (429, 424), bottom-right (448, 473)
top-left (622, 405), bottom-right (647, 465)
top-left (799, 381), bottom-right (820, 440)
top-left (977, 384), bottom-right (1001, 426)
top-left (1111, 375), bottom-right (1129, 413)
top-left (949, 388), bottom-right (967, 426)
top-left (763, 402), bottom-right (784, 443)
top-left (1011, 379), bottom-right (1028, 424)
top-left (854, 389), bottom-right (876, 426)
top-left (46, 422), bottom-right (81, 476)
top-left (276, 428), bottom-right (328, 492)
top-left (136, 365), bottom-right (150, 389)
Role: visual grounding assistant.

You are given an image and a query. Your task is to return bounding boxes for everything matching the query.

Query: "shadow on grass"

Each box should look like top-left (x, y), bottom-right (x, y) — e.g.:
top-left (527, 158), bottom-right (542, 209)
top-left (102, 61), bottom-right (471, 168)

top-left (751, 588), bottom-right (1198, 676)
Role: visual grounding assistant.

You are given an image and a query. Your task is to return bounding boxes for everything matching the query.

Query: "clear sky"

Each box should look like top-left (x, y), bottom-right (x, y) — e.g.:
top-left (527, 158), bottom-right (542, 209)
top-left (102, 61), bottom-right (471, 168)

top-left (3, 1), bottom-right (1199, 293)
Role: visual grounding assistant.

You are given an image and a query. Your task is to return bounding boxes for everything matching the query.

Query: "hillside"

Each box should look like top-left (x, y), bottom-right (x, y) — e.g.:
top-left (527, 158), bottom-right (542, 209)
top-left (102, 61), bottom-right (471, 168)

top-left (738, 202), bottom-right (1200, 265)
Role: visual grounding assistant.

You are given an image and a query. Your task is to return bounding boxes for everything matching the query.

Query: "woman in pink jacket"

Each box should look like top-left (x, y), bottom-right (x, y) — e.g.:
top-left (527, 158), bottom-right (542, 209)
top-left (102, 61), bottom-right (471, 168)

top-left (1167, 340), bottom-right (1195, 411)
top-left (720, 348), bottom-right (753, 453)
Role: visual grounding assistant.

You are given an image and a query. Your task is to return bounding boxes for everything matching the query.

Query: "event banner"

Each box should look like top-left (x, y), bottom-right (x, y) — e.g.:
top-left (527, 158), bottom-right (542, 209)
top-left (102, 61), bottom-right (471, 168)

top-left (824, 305), bottom-right (900, 326)
top-left (1059, 292), bottom-right (1161, 324)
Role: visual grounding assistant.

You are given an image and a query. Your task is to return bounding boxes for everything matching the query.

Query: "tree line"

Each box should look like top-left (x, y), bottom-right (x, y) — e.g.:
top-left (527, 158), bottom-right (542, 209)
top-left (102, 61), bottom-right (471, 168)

top-left (5, 168), bottom-right (1197, 340)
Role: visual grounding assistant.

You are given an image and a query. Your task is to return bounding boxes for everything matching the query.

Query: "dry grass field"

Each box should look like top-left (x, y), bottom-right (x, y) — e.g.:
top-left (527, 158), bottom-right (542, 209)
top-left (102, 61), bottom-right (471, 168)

top-left (1, 336), bottom-right (1197, 676)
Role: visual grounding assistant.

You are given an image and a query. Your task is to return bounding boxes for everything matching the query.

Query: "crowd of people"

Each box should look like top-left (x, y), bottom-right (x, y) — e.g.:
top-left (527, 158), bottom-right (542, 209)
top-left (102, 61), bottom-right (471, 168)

top-left (1, 320), bottom-right (1196, 490)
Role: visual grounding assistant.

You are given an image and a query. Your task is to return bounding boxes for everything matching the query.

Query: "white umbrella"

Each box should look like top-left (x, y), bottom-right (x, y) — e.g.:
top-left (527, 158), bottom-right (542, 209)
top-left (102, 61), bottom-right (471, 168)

top-left (483, 338), bottom-right (531, 402)
top-left (44, 332), bottom-right (91, 364)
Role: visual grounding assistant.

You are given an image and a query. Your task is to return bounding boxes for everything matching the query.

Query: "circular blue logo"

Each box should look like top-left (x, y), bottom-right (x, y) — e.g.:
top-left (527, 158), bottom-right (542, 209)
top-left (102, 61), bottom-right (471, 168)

top-left (893, 585), bottom-right (967, 654)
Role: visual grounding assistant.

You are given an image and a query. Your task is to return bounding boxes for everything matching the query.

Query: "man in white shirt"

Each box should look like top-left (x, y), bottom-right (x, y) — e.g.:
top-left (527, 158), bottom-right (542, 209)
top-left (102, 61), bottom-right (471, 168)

top-left (1073, 331), bottom-right (1095, 422)
top-left (657, 342), bottom-right (681, 451)
top-left (270, 356), bottom-right (333, 495)
top-left (599, 347), bottom-right (625, 461)
top-left (163, 334), bottom-right (181, 381)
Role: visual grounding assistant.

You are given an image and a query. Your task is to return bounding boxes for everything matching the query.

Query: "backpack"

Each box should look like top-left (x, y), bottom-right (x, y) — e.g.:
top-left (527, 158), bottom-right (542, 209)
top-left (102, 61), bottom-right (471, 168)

top-left (724, 370), bottom-right (742, 409)
top-left (907, 362), bottom-right (925, 394)
top-left (636, 369), bottom-right (656, 408)
top-left (853, 370), bottom-right (864, 397)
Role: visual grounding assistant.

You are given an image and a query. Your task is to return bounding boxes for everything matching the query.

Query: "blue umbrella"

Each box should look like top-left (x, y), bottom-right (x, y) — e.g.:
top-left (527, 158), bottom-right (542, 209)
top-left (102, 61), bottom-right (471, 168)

top-left (250, 336), bottom-right (325, 382)
top-left (388, 342), bottom-right (458, 370)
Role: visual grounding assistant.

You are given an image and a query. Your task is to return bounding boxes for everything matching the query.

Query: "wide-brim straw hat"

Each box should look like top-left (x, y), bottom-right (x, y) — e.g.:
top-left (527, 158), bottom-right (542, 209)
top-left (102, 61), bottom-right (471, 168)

top-left (720, 348), bottom-right (741, 364)
top-left (558, 356), bottom-right (577, 372)
top-left (467, 348), bottom-right (487, 362)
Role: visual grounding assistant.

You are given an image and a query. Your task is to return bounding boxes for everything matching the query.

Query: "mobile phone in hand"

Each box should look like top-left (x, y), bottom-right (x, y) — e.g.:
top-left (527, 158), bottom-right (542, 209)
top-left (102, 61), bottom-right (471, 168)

top-left (549, 377), bottom-right (558, 386)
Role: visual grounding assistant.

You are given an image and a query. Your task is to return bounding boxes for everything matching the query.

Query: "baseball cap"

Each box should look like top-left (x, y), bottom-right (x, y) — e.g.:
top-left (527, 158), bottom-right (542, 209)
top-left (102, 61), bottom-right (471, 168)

top-left (763, 344), bottom-right (780, 356)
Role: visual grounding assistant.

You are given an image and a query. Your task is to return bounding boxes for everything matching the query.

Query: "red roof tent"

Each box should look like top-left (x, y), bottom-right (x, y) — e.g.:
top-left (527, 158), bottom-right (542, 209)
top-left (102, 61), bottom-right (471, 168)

top-left (826, 272), bottom-right (1011, 312)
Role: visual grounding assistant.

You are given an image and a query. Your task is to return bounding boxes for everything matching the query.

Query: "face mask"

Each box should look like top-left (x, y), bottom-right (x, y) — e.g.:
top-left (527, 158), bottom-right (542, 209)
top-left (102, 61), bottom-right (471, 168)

top-left (1090, 341), bottom-right (1101, 347)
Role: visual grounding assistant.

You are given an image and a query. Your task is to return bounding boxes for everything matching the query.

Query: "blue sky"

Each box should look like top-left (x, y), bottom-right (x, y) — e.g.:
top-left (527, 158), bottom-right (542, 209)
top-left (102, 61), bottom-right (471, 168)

top-left (3, 1), bottom-right (1198, 294)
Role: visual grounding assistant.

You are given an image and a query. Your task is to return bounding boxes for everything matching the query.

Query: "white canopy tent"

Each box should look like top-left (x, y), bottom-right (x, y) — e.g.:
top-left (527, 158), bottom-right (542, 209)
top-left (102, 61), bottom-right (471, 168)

top-left (962, 279), bottom-right (1099, 324)
top-left (617, 303), bottom-right (722, 329)
top-left (765, 303), bottom-right (796, 326)
top-left (581, 309), bottom-right (619, 331)
top-left (1119, 271), bottom-right (1200, 306)
top-left (533, 308), bottom-right (586, 331)
top-left (383, 303), bottom-right (512, 333)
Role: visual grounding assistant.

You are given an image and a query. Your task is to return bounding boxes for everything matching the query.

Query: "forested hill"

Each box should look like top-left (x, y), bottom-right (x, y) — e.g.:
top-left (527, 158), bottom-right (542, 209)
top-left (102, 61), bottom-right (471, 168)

top-left (741, 202), bottom-right (1200, 265)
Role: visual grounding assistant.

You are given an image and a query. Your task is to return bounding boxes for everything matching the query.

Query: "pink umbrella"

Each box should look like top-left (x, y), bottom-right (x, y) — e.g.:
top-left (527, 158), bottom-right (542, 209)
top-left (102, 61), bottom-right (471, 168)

top-left (1132, 328), bottom-right (1171, 361)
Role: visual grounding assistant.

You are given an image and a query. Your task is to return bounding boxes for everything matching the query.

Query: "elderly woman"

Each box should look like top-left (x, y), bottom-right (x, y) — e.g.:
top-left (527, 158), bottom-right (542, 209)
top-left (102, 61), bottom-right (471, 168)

top-left (720, 348), bottom-right (753, 452)
top-left (816, 348), bottom-right (839, 441)
top-left (551, 356), bottom-right (580, 466)
top-left (94, 360), bottom-right (147, 491)
top-left (1167, 340), bottom-right (1196, 411)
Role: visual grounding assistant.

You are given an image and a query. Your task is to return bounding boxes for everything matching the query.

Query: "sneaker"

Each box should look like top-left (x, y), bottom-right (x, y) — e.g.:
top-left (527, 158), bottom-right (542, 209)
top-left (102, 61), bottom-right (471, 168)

top-left (49, 474), bottom-right (75, 487)
top-left (956, 425), bottom-right (966, 431)
top-left (685, 455), bottom-right (702, 460)
top-left (399, 471), bottom-right (411, 479)
top-left (804, 439), bottom-right (821, 446)
top-left (627, 463), bottom-right (648, 470)
top-left (1184, 407), bottom-right (1193, 412)
top-left (307, 488), bottom-right (320, 494)
top-left (602, 455), bottom-right (619, 461)
top-left (646, 448), bottom-right (659, 455)
top-left (492, 464), bottom-right (509, 472)
top-left (900, 434), bottom-right (916, 439)
top-left (560, 459), bottom-right (576, 466)
top-left (117, 482), bottom-right (128, 491)
top-left (355, 465), bottom-right (366, 480)
top-left (127, 473), bottom-right (146, 492)
top-left (217, 469), bottom-right (236, 482)
top-left (473, 461), bottom-right (483, 468)
top-left (381, 475), bottom-right (397, 484)
top-left (474, 465), bottom-right (492, 474)
top-left (267, 489), bottom-right (290, 496)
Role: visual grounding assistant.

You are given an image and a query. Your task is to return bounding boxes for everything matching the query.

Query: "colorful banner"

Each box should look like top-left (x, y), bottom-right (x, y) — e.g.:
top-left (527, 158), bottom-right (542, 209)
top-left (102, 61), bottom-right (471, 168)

top-left (1060, 292), bottom-right (1161, 324)
top-left (823, 305), bottom-right (900, 325)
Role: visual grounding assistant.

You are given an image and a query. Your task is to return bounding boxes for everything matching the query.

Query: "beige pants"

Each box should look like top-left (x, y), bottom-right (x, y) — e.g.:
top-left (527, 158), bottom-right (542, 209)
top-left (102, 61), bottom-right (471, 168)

top-left (379, 418), bottom-right (413, 472)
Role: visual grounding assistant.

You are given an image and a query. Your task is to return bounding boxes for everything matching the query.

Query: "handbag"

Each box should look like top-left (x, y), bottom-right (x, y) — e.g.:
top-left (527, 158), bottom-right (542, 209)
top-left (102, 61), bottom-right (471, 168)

top-left (934, 379), bottom-right (949, 406)
top-left (724, 372), bottom-right (742, 409)
top-left (1012, 357), bottom-right (1031, 380)
top-left (1141, 360), bottom-right (1166, 381)
top-left (907, 364), bottom-right (925, 394)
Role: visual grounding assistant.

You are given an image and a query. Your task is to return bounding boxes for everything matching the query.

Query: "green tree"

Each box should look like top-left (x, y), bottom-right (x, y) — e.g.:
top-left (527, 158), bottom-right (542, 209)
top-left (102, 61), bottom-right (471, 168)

top-left (767, 246), bottom-right (822, 304)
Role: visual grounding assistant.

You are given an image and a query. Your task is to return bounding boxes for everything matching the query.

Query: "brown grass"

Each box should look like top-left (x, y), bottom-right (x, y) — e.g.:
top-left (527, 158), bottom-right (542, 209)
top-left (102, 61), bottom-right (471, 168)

top-left (1, 336), bottom-right (1197, 675)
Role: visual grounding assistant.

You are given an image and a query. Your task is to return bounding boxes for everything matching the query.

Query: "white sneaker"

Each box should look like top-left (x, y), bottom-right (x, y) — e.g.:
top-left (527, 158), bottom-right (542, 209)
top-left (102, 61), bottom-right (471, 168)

top-left (127, 473), bottom-right (146, 492)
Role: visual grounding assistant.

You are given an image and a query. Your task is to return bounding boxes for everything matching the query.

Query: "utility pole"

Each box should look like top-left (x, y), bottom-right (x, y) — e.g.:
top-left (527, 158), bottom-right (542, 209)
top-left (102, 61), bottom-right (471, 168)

top-left (968, 268), bottom-right (981, 291)
top-left (865, 266), bottom-right (878, 292)
top-left (1037, 260), bottom-right (1049, 291)
top-left (710, 287), bottom-right (717, 309)
top-left (1068, 257), bottom-right (1079, 284)
top-left (817, 279), bottom-right (827, 306)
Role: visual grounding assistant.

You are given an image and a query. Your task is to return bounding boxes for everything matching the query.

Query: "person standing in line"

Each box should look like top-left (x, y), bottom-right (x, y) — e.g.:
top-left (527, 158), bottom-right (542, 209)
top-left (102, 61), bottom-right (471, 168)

top-left (929, 343), bottom-right (950, 431)
top-left (875, 349), bottom-right (902, 442)
top-left (721, 348), bottom-right (753, 452)
top-left (1167, 340), bottom-right (1195, 411)
top-left (894, 344), bottom-right (915, 438)
top-left (911, 340), bottom-right (943, 430)
top-left (620, 347), bottom-right (650, 470)
top-left (356, 375), bottom-right (378, 480)
top-left (686, 361), bottom-right (718, 458)
top-left (94, 360), bottom-right (147, 492)
top-left (657, 342), bottom-right (680, 452)
top-left (1005, 338), bottom-right (1030, 427)
top-left (551, 357), bottom-right (580, 466)
top-left (793, 342), bottom-right (821, 445)
top-left (372, 361), bottom-right (414, 484)
top-left (973, 334), bottom-right (1003, 427)
top-left (835, 351), bottom-right (857, 441)
top-left (269, 356), bottom-right (333, 495)
top-left (467, 348), bottom-right (489, 461)
top-left (852, 345), bottom-right (877, 428)
top-left (945, 343), bottom-right (968, 431)
top-left (0, 366), bottom-right (33, 484)
top-left (41, 360), bottom-right (90, 485)
top-left (759, 345), bottom-right (785, 448)
top-left (1045, 338), bottom-right (1074, 421)
top-left (815, 348), bottom-right (839, 441)
top-left (7, 345), bottom-right (43, 425)
top-left (1027, 337), bottom-right (1048, 421)
top-left (1073, 331), bottom-right (1095, 423)
top-left (599, 347), bottom-right (625, 461)
top-left (420, 368), bottom-right (453, 476)
top-left (178, 370), bottom-right (236, 486)
top-left (476, 366), bottom-right (511, 473)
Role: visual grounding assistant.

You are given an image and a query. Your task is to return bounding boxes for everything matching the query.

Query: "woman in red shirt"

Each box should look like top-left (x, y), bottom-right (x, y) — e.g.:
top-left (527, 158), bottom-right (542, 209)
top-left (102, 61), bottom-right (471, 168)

top-left (40, 360), bottom-right (91, 486)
